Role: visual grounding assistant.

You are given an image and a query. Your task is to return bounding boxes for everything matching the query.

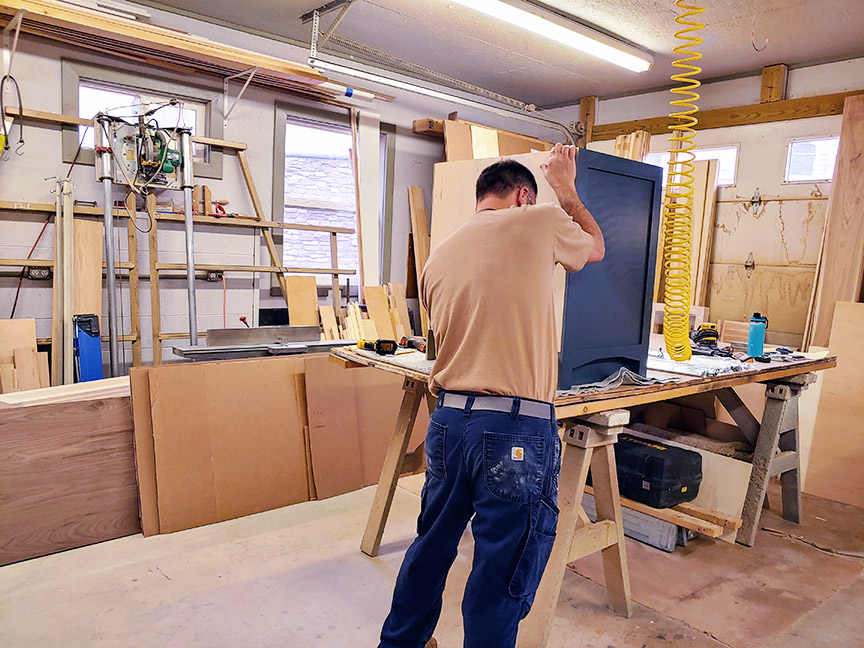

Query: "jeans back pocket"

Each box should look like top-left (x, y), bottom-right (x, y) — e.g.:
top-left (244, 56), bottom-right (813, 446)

top-left (483, 432), bottom-right (545, 504)
top-left (425, 420), bottom-right (447, 480)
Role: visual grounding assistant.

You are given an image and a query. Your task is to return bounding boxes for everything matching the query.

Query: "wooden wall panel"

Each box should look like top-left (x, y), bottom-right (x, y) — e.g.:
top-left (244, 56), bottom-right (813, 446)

top-left (707, 264), bottom-right (815, 339)
top-left (0, 396), bottom-right (139, 566)
top-left (73, 218), bottom-right (103, 318)
top-left (711, 200), bottom-right (826, 267)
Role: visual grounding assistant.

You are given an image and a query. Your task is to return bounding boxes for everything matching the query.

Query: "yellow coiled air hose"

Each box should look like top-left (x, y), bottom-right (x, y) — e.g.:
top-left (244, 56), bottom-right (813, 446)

top-left (662, 0), bottom-right (705, 362)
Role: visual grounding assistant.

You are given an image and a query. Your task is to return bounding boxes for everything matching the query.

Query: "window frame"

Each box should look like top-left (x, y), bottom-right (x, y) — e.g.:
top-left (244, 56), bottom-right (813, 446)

top-left (782, 135), bottom-right (840, 184)
top-left (61, 59), bottom-right (224, 179)
top-left (270, 102), bottom-right (394, 297)
top-left (645, 143), bottom-right (740, 188)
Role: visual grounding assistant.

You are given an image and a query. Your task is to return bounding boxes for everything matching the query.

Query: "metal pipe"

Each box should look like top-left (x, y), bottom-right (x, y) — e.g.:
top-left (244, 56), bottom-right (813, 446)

top-left (94, 114), bottom-right (120, 376)
top-left (180, 128), bottom-right (198, 345)
top-left (101, 178), bottom-right (119, 376)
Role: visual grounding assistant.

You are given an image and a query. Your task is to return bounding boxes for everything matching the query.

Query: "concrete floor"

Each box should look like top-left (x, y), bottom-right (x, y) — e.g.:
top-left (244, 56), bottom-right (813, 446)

top-left (0, 476), bottom-right (861, 648)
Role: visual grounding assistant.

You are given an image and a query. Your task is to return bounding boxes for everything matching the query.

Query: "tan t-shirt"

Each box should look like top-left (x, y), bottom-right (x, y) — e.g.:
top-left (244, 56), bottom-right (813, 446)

top-left (420, 202), bottom-right (594, 403)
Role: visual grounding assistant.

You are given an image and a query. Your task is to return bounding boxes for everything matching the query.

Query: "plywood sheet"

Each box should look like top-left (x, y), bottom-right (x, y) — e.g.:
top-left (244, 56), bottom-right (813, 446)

top-left (470, 125), bottom-right (499, 158)
top-left (806, 95), bottom-right (864, 348)
top-left (73, 218), bottom-right (103, 317)
top-left (284, 275), bottom-right (319, 326)
top-left (13, 348), bottom-right (40, 391)
top-left (147, 357), bottom-right (310, 534)
top-left (0, 319), bottom-right (37, 365)
top-left (707, 263), bottom-right (815, 337)
top-left (304, 356), bottom-right (430, 498)
top-left (443, 119), bottom-right (473, 162)
top-left (130, 368), bottom-right (159, 536)
top-left (0, 396), bottom-right (139, 566)
top-left (805, 302), bottom-right (864, 507)
top-left (364, 285), bottom-right (396, 339)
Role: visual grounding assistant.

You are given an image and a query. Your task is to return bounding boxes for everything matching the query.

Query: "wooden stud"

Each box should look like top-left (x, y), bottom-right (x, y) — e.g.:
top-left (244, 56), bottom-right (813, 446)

top-left (349, 107), bottom-right (366, 292)
top-left (360, 379), bottom-right (425, 556)
top-left (192, 185), bottom-right (201, 214)
top-left (760, 64), bottom-right (788, 103)
top-left (51, 193), bottom-right (62, 386)
top-left (37, 352), bottom-right (50, 388)
top-left (125, 194), bottom-right (142, 367)
top-left (146, 192), bottom-right (162, 365)
top-left (202, 185), bottom-right (212, 217)
top-left (579, 95), bottom-right (596, 147)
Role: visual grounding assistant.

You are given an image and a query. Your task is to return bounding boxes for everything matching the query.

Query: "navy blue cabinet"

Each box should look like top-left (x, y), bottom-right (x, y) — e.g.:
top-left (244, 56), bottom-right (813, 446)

top-left (558, 149), bottom-right (663, 390)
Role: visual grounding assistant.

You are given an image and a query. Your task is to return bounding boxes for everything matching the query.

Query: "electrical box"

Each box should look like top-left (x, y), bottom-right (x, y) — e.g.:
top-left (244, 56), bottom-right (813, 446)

top-left (558, 149), bottom-right (663, 389)
top-left (96, 120), bottom-right (184, 189)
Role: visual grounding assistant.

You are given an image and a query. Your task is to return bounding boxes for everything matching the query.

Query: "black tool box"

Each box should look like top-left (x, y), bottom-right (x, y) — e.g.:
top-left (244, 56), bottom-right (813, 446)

top-left (591, 433), bottom-right (703, 508)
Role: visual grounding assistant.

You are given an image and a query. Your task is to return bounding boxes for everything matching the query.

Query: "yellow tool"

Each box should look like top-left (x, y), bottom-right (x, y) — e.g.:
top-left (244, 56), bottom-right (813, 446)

top-left (662, 0), bottom-right (705, 363)
top-left (357, 339), bottom-right (398, 356)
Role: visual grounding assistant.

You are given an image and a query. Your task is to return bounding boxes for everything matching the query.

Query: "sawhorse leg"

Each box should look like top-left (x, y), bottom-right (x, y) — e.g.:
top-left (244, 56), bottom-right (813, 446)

top-left (518, 410), bottom-right (632, 648)
top-left (361, 378), bottom-right (434, 557)
top-left (737, 373), bottom-right (814, 546)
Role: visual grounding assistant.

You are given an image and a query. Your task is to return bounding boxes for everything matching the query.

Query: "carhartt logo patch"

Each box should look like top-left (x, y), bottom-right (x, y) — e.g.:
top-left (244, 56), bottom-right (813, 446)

top-left (511, 447), bottom-right (524, 461)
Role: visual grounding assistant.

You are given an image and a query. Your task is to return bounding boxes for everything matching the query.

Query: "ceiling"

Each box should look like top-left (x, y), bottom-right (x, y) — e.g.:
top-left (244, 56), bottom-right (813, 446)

top-left (134, 0), bottom-right (864, 108)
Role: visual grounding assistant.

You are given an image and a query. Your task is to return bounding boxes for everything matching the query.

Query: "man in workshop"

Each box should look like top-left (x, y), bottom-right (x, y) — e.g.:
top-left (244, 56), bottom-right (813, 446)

top-left (379, 143), bottom-right (605, 648)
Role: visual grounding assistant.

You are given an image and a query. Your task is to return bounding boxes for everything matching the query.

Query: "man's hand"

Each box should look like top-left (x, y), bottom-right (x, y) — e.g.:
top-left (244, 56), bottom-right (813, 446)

top-left (540, 143), bottom-right (577, 197)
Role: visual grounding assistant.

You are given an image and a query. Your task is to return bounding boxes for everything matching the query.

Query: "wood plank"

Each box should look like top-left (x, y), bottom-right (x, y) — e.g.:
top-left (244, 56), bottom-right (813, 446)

top-left (407, 186), bottom-right (431, 334)
top-left (0, 319), bottom-right (37, 365)
top-left (0, 395), bottom-right (139, 565)
top-left (805, 95), bottom-right (864, 348)
top-left (125, 195), bottom-right (142, 367)
top-left (690, 159), bottom-right (720, 306)
top-left (760, 64), bottom-right (788, 103)
top-left (13, 348), bottom-right (41, 391)
top-left (145, 193), bottom-right (162, 365)
top-left (37, 352), bottom-right (50, 388)
top-left (672, 501), bottom-right (741, 530)
top-left (805, 302), bottom-right (864, 508)
top-left (284, 276), bottom-right (319, 326)
top-left (73, 217), bottom-right (103, 317)
top-left (388, 282), bottom-right (413, 336)
top-left (443, 119), bottom-right (473, 162)
top-left (0, 365), bottom-right (17, 394)
top-left (364, 285), bottom-right (396, 339)
top-left (579, 95), bottom-right (596, 147)
top-left (0, 376), bottom-right (129, 406)
top-left (470, 125), bottom-right (499, 158)
top-left (319, 305), bottom-right (340, 340)
top-left (591, 90), bottom-right (864, 141)
top-left (584, 485), bottom-right (724, 538)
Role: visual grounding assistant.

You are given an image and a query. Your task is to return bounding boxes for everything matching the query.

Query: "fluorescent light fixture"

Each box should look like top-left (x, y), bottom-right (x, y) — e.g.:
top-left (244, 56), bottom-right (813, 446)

top-left (451, 0), bottom-right (652, 73)
top-left (308, 57), bottom-right (575, 141)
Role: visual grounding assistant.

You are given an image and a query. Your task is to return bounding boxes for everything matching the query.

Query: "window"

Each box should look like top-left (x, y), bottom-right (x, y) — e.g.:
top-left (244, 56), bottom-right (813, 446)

top-left (784, 137), bottom-right (839, 183)
top-left (61, 60), bottom-right (224, 178)
top-left (645, 145), bottom-right (739, 187)
top-left (78, 84), bottom-right (204, 154)
top-left (281, 118), bottom-right (360, 285)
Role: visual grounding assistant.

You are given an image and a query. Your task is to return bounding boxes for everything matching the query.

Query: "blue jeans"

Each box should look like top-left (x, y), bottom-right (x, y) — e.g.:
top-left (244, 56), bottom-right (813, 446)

top-left (379, 393), bottom-right (561, 648)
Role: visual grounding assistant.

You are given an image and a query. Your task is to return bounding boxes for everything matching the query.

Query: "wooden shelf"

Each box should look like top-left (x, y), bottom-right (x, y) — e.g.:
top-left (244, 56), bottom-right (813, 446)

top-left (155, 263), bottom-right (356, 275)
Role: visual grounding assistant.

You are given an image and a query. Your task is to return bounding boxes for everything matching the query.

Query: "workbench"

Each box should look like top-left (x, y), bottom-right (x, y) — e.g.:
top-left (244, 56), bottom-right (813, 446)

top-left (330, 346), bottom-right (835, 648)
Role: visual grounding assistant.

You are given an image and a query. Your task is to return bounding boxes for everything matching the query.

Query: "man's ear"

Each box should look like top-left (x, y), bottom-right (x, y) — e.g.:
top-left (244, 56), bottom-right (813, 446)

top-left (516, 187), bottom-right (533, 207)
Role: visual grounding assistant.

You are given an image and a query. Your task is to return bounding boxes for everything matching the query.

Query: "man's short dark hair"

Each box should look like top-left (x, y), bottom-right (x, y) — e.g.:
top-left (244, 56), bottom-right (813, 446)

top-left (475, 160), bottom-right (538, 202)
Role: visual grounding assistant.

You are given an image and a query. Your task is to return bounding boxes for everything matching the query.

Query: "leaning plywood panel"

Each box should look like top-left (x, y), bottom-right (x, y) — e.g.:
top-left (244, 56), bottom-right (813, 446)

top-left (0, 396), bottom-right (139, 565)
top-left (805, 302), bottom-right (864, 508)
top-left (73, 218), bottom-right (103, 318)
top-left (284, 275), bottom-right (319, 326)
top-left (0, 319), bottom-right (37, 365)
top-left (130, 368), bottom-right (159, 536)
top-left (147, 357), bottom-right (310, 534)
top-left (805, 95), bottom-right (864, 348)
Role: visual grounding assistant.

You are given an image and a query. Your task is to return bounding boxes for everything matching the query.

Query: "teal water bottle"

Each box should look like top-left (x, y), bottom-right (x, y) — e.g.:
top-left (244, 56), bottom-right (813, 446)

top-left (747, 312), bottom-right (768, 357)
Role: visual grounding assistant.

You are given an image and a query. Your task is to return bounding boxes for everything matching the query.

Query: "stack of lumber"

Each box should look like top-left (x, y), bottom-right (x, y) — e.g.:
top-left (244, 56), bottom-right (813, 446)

top-left (613, 129), bottom-right (651, 161)
top-left (0, 376), bottom-right (137, 566)
top-left (321, 283), bottom-right (413, 341)
top-left (803, 95), bottom-right (864, 349)
top-left (0, 319), bottom-right (49, 393)
top-left (412, 117), bottom-right (553, 162)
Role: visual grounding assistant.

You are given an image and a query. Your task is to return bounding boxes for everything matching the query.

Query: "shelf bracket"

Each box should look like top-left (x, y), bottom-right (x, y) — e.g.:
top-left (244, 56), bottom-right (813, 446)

top-left (223, 66), bottom-right (259, 128)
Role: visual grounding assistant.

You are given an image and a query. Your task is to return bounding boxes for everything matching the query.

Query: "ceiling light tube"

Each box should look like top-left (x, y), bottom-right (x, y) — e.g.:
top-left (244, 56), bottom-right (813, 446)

top-left (451, 0), bottom-right (652, 73)
top-left (309, 57), bottom-right (576, 142)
